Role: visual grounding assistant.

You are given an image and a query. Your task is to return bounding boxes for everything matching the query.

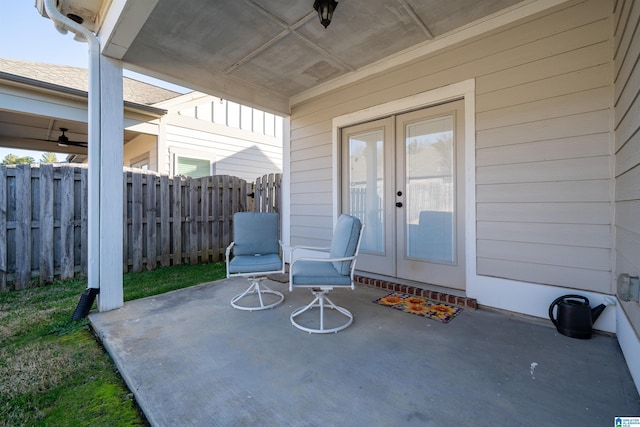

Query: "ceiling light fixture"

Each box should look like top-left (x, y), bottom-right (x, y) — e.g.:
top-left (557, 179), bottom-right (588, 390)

top-left (313, 0), bottom-right (338, 28)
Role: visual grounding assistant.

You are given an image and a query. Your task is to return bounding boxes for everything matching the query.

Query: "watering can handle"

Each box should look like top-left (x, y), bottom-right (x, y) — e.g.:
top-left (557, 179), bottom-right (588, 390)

top-left (548, 294), bottom-right (589, 326)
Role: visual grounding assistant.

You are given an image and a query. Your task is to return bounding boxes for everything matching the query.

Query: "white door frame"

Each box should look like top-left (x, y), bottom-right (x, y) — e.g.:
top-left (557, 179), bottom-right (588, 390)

top-left (331, 79), bottom-right (476, 285)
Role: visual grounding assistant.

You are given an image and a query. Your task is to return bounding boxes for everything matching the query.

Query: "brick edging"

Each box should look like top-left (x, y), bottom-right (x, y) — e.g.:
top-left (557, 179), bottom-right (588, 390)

top-left (355, 275), bottom-right (477, 309)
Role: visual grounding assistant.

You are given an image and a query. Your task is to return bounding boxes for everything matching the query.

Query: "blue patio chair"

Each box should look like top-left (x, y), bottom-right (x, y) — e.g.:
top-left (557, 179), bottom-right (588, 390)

top-left (289, 214), bottom-right (364, 333)
top-left (226, 212), bottom-right (285, 311)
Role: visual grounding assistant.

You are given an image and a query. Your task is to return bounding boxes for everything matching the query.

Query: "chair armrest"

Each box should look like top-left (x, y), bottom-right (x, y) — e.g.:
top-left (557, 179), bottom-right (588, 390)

top-left (290, 255), bottom-right (356, 265)
top-left (291, 245), bottom-right (331, 251)
top-left (225, 242), bottom-right (235, 278)
top-left (225, 241), bottom-right (235, 258)
top-left (290, 245), bottom-right (330, 260)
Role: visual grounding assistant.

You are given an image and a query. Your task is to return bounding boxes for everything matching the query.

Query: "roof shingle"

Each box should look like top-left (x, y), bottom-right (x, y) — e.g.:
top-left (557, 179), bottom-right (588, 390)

top-left (0, 58), bottom-right (182, 105)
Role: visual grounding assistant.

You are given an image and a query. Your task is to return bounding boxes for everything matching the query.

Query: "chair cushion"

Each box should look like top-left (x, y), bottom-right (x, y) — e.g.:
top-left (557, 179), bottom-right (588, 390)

top-left (290, 260), bottom-right (353, 287)
top-left (329, 214), bottom-right (362, 275)
top-left (229, 254), bottom-right (283, 274)
top-left (232, 212), bottom-right (280, 255)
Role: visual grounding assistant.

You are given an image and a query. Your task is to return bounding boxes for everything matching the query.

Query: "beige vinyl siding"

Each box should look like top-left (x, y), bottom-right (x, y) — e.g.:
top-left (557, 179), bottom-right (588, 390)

top-left (162, 114), bottom-right (282, 181)
top-left (289, 0), bottom-right (614, 290)
top-left (614, 0), bottom-right (640, 330)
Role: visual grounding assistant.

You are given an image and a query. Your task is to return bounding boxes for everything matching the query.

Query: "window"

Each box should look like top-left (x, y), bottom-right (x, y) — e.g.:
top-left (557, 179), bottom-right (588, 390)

top-left (176, 156), bottom-right (212, 178)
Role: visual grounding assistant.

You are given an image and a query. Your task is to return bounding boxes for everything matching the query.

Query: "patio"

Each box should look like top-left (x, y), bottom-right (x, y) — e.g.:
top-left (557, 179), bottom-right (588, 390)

top-left (89, 277), bottom-right (639, 426)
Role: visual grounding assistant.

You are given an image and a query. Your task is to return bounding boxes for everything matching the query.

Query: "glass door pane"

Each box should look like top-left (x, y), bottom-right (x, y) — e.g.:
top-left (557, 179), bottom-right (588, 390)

top-left (348, 129), bottom-right (385, 254)
top-left (404, 115), bottom-right (455, 263)
top-left (342, 117), bottom-right (395, 277)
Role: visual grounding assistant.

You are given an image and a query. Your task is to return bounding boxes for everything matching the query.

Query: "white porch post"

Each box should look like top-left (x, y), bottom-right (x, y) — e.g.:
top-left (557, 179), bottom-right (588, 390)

top-left (96, 55), bottom-right (124, 311)
top-left (41, 0), bottom-right (124, 311)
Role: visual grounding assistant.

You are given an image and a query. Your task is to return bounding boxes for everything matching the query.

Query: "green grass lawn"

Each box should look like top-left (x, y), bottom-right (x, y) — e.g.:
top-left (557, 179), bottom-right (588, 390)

top-left (0, 262), bottom-right (226, 426)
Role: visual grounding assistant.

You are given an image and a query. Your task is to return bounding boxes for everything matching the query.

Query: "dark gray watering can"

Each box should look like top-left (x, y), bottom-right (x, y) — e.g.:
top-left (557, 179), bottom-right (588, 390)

top-left (548, 295), bottom-right (607, 339)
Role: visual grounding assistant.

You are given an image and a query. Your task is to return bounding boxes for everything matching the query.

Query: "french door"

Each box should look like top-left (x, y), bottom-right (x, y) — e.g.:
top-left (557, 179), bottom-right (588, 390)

top-left (341, 100), bottom-right (465, 290)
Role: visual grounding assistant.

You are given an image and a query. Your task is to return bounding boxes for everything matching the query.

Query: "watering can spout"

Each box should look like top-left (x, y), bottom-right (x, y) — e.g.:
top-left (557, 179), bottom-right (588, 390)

top-left (591, 304), bottom-right (606, 323)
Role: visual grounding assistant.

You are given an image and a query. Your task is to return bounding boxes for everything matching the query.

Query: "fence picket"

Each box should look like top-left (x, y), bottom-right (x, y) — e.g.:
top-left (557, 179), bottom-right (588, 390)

top-left (15, 165), bottom-right (32, 289)
top-left (160, 175), bottom-right (170, 267)
top-left (172, 176), bottom-right (182, 266)
top-left (188, 177), bottom-right (199, 264)
top-left (39, 164), bottom-right (54, 284)
top-left (221, 175), bottom-right (231, 251)
top-left (201, 176), bottom-right (211, 263)
top-left (146, 173), bottom-right (157, 270)
top-left (60, 166), bottom-right (75, 280)
top-left (131, 171), bottom-right (143, 272)
top-left (211, 176), bottom-right (221, 259)
top-left (80, 168), bottom-right (88, 276)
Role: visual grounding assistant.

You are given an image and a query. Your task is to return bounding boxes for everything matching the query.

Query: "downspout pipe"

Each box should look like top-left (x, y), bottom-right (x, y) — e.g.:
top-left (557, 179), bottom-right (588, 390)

top-left (43, 0), bottom-right (101, 300)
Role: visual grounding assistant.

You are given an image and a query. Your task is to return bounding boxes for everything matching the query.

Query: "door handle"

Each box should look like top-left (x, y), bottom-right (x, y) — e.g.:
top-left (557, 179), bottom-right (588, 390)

top-left (395, 202), bottom-right (403, 207)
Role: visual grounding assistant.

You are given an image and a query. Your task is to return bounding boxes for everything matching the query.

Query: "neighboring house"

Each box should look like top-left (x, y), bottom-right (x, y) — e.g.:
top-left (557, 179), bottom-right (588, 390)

top-left (38, 0), bottom-right (640, 391)
top-left (126, 91), bottom-right (283, 181)
top-left (0, 59), bottom-right (283, 181)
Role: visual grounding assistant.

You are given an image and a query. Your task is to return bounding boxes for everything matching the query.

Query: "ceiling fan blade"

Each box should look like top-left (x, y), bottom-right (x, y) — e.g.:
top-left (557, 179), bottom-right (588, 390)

top-left (27, 137), bottom-right (88, 148)
top-left (61, 140), bottom-right (88, 148)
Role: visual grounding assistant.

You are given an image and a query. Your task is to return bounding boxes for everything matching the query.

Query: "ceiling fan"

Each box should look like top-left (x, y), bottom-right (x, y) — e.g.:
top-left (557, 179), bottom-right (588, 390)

top-left (42, 128), bottom-right (88, 148)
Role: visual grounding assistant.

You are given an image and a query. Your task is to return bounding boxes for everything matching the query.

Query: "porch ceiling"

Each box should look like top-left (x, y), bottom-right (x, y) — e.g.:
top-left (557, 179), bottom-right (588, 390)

top-left (99, 0), bottom-right (523, 113)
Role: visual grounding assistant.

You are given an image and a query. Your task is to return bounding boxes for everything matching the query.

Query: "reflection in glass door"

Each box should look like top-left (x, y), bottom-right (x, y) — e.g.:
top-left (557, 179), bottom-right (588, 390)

top-left (342, 118), bottom-right (394, 276)
top-left (349, 129), bottom-right (384, 253)
top-left (404, 115), bottom-right (455, 263)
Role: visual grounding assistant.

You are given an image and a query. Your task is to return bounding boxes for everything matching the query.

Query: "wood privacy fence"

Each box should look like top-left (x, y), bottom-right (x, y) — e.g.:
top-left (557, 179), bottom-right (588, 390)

top-left (0, 164), bottom-right (281, 290)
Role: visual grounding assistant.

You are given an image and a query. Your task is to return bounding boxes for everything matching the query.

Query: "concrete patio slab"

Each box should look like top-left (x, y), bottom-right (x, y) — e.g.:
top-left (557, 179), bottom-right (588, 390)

top-left (89, 278), bottom-right (639, 426)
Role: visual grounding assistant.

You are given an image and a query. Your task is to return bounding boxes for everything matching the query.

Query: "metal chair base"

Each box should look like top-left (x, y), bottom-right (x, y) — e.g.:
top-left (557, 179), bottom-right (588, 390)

top-left (231, 277), bottom-right (284, 311)
top-left (290, 288), bottom-right (353, 334)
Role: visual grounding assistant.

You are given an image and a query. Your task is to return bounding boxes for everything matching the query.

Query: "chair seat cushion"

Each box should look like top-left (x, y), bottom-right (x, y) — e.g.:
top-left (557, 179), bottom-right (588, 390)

top-left (290, 260), bottom-right (353, 287)
top-left (229, 254), bottom-right (282, 274)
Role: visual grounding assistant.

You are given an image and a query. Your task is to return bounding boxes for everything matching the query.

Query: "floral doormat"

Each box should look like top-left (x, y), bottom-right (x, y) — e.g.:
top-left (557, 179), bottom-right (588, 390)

top-left (373, 292), bottom-right (463, 324)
